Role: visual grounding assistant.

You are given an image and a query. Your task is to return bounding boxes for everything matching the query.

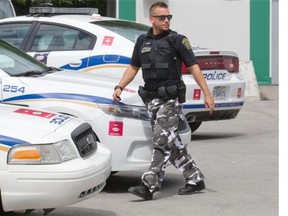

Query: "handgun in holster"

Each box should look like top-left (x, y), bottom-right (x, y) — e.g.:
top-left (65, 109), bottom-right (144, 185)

top-left (177, 80), bottom-right (186, 103)
top-left (173, 56), bottom-right (186, 103)
top-left (138, 86), bottom-right (151, 104)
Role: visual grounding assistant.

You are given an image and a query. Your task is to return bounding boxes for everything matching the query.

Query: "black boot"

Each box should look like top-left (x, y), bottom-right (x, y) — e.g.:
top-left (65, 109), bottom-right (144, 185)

top-left (128, 183), bottom-right (153, 200)
top-left (178, 181), bottom-right (206, 195)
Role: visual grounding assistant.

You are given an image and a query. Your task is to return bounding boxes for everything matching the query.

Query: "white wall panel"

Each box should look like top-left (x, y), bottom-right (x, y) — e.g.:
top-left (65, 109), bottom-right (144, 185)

top-left (136, 0), bottom-right (250, 61)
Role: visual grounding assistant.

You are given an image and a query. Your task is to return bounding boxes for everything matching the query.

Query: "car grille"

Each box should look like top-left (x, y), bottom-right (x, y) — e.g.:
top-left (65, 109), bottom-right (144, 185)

top-left (71, 123), bottom-right (97, 158)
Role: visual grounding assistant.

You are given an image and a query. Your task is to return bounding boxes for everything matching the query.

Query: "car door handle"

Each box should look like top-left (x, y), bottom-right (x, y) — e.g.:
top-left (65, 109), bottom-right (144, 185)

top-left (69, 60), bottom-right (82, 67)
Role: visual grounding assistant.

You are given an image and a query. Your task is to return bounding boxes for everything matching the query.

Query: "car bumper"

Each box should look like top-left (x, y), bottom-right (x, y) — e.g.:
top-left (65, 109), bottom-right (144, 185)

top-left (184, 108), bottom-right (241, 122)
top-left (183, 73), bottom-right (246, 120)
top-left (183, 101), bottom-right (244, 122)
top-left (0, 145), bottom-right (112, 212)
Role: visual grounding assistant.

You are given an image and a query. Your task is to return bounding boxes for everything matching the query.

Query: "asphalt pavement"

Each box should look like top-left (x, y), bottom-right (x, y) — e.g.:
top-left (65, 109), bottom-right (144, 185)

top-left (10, 91), bottom-right (279, 216)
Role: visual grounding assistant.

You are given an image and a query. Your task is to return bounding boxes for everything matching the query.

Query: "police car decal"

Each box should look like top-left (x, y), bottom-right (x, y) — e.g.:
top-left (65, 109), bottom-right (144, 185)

top-left (3, 85), bottom-right (26, 93)
top-left (0, 135), bottom-right (27, 147)
top-left (102, 36), bottom-right (114, 46)
top-left (13, 108), bottom-right (70, 125)
top-left (14, 108), bottom-right (56, 118)
top-left (193, 89), bottom-right (201, 100)
top-left (60, 54), bottom-right (130, 71)
top-left (34, 52), bottom-right (51, 64)
top-left (203, 71), bottom-right (228, 80)
top-left (108, 121), bottom-right (123, 136)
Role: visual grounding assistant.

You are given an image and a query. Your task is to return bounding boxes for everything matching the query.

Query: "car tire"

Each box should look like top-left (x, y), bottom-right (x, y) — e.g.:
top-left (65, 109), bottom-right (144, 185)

top-left (188, 121), bottom-right (202, 133)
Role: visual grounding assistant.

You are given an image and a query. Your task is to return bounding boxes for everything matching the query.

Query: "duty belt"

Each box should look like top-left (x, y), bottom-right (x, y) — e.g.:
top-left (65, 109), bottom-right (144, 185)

top-left (138, 85), bottom-right (178, 103)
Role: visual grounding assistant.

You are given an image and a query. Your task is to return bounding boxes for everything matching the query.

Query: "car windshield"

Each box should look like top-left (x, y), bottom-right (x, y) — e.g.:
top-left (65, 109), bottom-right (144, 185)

top-left (0, 1), bottom-right (15, 19)
top-left (0, 40), bottom-right (48, 76)
top-left (92, 20), bottom-right (150, 43)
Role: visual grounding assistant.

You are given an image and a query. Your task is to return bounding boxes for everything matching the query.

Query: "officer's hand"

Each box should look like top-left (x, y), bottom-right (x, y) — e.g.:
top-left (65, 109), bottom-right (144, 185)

top-left (204, 94), bottom-right (215, 114)
top-left (113, 89), bottom-right (122, 101)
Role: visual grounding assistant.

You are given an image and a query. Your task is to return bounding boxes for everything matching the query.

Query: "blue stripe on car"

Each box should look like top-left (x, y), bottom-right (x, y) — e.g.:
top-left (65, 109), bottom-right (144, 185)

top-left (0, 135), bottom-right (27, 147)
top-left (3, 93), bottom-right (117, 104)
top-left (183, 101), bottom-right (244, 109)
top-left (2, 93), bottom-right (243, 110)
top-left (60, 55), bottom-right (131, 70)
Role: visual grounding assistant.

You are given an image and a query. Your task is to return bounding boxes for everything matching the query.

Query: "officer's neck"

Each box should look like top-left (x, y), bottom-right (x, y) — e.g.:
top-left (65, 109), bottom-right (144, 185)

top-left (152, 29), bottom-right (170, 37)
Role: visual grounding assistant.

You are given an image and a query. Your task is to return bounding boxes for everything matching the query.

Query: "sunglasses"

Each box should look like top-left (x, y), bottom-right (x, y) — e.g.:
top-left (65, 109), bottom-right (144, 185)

top-left (151, 15), bottom-right (173, 21)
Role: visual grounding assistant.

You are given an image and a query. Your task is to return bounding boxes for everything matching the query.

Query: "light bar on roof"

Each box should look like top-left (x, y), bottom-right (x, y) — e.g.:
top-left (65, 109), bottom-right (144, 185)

top-left (29, 7), bottom-right (98, 15)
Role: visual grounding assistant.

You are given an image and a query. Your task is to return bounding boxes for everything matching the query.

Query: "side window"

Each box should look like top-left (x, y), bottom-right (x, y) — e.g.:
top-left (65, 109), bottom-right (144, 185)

top-left (0, 23), bottom-right (32, 48)
top-left (31, 24), bottom-right (93, 51)
top-left (74, 32), bottom-right (92, 50)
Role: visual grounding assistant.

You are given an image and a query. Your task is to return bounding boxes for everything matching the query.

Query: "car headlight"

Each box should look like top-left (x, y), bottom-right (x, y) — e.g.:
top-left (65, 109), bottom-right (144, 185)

top-left (8, 140), bottom-right (77, 165)
top-left (98, 103), bottom-right (150, 121)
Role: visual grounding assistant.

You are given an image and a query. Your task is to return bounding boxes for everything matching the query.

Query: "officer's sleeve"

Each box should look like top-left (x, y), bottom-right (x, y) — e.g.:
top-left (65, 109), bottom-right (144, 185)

top-left (176, 35), bottom-right (198, 67)
top-left (130, 35), bottom-right (144, 67)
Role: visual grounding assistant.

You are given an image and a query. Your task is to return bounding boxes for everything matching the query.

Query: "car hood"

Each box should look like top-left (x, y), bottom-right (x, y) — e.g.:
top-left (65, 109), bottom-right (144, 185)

top-left (0, 104), bottom-right (72, 143)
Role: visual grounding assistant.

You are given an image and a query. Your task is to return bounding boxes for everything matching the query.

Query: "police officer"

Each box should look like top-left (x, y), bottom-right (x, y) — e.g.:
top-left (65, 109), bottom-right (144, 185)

top-left (113, 1), bottom-right (215, 200)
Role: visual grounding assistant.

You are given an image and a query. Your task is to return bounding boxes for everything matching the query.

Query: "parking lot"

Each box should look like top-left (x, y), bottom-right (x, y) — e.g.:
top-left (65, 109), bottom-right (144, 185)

top-left (11, 100), bottom-right (278, 216)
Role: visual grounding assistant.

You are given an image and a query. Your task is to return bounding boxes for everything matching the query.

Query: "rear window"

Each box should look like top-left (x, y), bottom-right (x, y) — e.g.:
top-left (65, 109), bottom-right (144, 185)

top-left (0, 23), bottom-right (32, 48)
top-left (92, 20), bottom-right (149, 43)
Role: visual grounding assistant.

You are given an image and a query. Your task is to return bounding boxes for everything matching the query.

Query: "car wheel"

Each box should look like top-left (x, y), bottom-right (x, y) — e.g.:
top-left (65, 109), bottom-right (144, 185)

top-left (188, 121), bottom-right (202, 133)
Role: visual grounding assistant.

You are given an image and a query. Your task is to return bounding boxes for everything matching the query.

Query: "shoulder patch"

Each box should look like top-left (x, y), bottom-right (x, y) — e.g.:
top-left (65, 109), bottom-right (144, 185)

top-left (182, 38), bottom-right (192, 50)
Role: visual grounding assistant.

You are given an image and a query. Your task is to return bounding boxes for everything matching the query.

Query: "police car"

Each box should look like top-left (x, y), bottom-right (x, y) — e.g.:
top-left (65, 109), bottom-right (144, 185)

top-left (0, 104), bottom-right (112, 214)
top-left (0, 7), bottom-right (246, 133)
top-left (0, 39), bottom-right (191, 172)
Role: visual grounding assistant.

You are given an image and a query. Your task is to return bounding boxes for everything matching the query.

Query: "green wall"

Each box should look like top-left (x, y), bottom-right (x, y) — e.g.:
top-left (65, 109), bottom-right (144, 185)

top-left (119, 0), bottom-right (136, 21)
top-left (250, 0), bottom-right (271, 84)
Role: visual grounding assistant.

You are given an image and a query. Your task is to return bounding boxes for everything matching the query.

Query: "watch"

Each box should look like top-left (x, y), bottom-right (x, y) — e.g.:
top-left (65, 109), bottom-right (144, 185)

top-left (114, 85), bottom-right (123, 91)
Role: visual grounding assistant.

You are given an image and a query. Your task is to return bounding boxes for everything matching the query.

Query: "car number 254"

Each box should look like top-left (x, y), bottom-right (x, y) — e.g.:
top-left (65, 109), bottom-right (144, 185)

top-left (3, 85), bottom-right (25, 93)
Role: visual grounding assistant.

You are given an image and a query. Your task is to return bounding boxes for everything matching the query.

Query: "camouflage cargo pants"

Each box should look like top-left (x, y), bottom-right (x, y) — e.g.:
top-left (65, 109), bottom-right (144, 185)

top-left (141, 98), bottom-right (204, 192)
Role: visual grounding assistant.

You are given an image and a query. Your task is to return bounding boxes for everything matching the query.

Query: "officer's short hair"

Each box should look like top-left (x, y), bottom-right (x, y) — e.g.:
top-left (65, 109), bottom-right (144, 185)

top-left (149, 2), bottom-right (168, 15)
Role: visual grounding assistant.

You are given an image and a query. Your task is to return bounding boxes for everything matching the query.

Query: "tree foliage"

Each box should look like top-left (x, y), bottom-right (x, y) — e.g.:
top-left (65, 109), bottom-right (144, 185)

top-left (12, 0), bottom-right (107, 16)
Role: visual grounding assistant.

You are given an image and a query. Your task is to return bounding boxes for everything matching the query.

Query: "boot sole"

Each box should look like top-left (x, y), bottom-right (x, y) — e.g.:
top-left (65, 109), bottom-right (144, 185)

top-left (128, 188), bottom-right (153, 200)
top-left (178, 183), bottom-right (206, 195)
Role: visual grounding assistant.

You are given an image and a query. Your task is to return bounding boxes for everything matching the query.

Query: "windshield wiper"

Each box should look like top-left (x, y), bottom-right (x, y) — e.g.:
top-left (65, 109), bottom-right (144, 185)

top-left (11, 70), bottom-right (45, 77)
top-left (43, 66), bottom-right (61, 73)
top-left (11, 67), bottom-right (61, 77)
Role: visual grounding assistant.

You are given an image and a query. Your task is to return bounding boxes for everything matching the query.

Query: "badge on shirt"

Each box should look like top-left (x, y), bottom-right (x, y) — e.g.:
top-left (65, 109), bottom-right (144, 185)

top-left (182, 38), bottom-right (192, 50)
top-left (141, 46), bottom-right (151, 53)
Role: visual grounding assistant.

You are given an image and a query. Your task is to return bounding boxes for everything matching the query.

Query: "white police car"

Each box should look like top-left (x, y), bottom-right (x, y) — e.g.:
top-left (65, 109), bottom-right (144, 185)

top-left (0, 103), bottom-right (112, 214)
top-left (0, 39), bottom-right (191, 172)
top-left (0, 7), bottom-right (246, 132)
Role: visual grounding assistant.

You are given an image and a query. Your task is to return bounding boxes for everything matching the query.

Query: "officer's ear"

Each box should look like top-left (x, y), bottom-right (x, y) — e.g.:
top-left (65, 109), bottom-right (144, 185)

top-left (149, 15), bottom-right (155, 24)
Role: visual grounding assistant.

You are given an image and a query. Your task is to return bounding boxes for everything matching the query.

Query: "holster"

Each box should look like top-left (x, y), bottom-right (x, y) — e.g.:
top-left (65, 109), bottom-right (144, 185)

top-left (138, 86), bottom-right (152, 104)
top-left (177, 80), bottom-right (186, 103)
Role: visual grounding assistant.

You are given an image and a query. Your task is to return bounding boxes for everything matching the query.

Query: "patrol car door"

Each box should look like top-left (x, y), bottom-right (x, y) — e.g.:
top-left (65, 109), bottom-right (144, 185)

top-left (28, 23), bottom-right (94, 71)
